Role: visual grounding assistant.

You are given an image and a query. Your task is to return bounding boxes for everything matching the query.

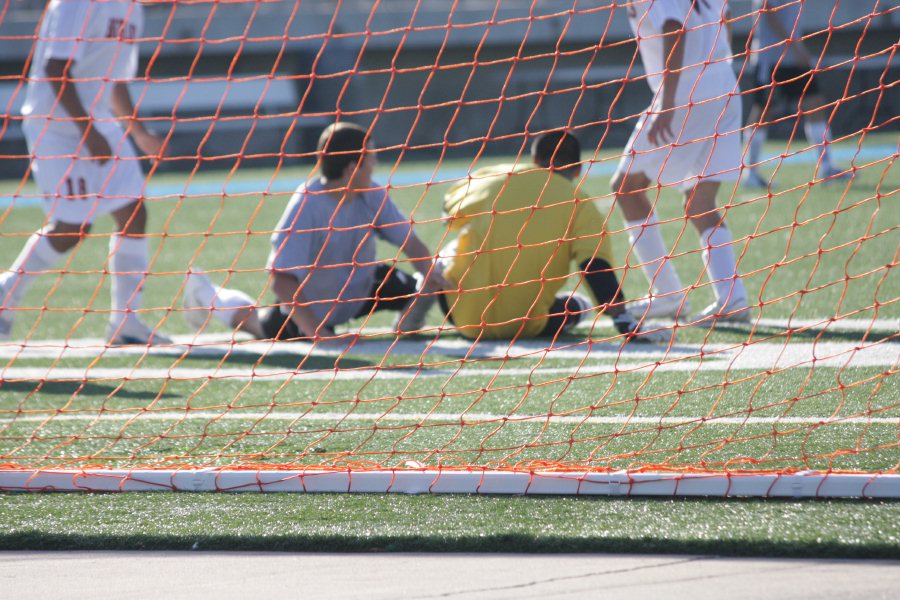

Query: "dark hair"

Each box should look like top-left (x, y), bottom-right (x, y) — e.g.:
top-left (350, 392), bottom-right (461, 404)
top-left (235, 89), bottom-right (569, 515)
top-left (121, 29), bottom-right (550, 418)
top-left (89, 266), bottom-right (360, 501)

top-left (317, 122), bottom-right (369, 180)
top-left (531, 130), bottom-right (581, 171)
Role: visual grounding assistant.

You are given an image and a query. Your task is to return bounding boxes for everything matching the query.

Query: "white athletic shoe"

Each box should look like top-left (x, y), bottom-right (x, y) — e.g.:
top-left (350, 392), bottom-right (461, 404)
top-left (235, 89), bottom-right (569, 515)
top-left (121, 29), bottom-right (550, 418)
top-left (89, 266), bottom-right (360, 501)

top-left (393, 273), bottom-right (436, 334)
top-left (612, 311), bottom-right (671, 345)
top-left (742, 169), bottom-right (775, 190)
top-left (0, 314), bottom-right (11, 341)
top-left (690, 298), bottom-right (751, 326)
top-left (183, 269), bottom-right (217, 332)
top-left (820, 166), bottom-right (853, 184)
top-left (107, 317), bottom-right (173, 346)
top-left (628, 293), bottom-right (691, 321)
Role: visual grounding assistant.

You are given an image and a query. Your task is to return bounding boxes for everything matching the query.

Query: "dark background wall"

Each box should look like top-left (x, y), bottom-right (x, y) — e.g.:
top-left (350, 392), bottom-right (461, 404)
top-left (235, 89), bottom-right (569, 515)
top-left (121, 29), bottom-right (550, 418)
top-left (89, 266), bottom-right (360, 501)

top-left (0, 1), bottom-right (897, 177)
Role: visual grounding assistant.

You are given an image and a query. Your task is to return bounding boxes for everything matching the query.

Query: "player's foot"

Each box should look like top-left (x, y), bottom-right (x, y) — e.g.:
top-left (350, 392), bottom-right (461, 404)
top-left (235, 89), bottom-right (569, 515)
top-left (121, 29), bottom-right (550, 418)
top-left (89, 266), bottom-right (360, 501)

top-left (627, 293), bottom-right (691, 320)
top-left (690, 298), bottom-right (751, 326)
top-left (742, 169), bottom-right (774, 189)
top-left (107, 317), bottom-right (173, 346)
top-left (559, 292), bottom-right (594, 334)
top-left (820, 166), bottom-right (853, 184)
top-left (393, 273), bottom-right (436, 334)
top-left (183, 269), bottom-right (217, 332)
top-left (613, 312), bottom-right (670, 345)
top-left (0, 314), bottom-right (11, 341)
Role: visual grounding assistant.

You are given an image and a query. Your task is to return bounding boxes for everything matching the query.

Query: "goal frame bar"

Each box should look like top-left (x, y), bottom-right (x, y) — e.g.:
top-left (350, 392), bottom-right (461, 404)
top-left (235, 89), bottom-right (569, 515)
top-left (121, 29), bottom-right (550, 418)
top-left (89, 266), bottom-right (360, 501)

top-left (1, 469), bottom-right (898, 498)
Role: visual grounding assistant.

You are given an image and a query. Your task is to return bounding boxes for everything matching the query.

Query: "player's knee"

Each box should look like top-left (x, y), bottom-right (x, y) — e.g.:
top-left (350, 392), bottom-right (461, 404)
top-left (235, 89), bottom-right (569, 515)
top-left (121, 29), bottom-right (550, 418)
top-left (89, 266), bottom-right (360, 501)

top-left (609, 171), bottom-right (625, 194)
top-left (47, 222), bottom-right (89, 253)
top-left (113, 201), bottom-right (147, 235)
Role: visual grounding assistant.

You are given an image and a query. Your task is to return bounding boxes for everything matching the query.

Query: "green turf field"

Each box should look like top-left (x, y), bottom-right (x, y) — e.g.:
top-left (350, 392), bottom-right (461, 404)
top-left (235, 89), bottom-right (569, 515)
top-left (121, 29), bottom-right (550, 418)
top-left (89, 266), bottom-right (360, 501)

top-left (1, 133), bottom-right (898, 554)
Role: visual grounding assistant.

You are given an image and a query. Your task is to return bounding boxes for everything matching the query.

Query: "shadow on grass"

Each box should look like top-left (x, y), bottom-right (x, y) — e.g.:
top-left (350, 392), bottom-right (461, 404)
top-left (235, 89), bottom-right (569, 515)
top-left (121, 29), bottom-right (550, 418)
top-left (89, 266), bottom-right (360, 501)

top-left (0, 380), bottom-right (178, 400)
top-left (741, 325), bottom-right (898, 344)
top-left (3, 530), bottom-right (898, 559)
top-left (2, 496), bottom-right (898, 558)
top-left (176, 350), bottom-right (375, 371)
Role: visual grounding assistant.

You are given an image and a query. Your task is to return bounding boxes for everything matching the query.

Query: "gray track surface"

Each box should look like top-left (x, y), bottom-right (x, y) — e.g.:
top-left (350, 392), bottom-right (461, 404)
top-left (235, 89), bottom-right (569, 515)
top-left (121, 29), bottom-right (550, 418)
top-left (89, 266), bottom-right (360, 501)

top-left (3, 552), bottom-right (899, 599)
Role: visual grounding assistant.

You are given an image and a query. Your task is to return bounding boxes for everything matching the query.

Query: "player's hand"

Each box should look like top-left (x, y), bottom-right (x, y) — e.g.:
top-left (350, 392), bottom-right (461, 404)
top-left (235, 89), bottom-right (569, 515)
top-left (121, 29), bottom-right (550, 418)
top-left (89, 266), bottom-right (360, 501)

top-left (133, 128), bottom-right (167, 161)
top-left (647, 109), bottom-right (675, 147)
top-left (84, 128), bottom-right (112, 164)
top-left (421, 270), bottom-right (451, 292)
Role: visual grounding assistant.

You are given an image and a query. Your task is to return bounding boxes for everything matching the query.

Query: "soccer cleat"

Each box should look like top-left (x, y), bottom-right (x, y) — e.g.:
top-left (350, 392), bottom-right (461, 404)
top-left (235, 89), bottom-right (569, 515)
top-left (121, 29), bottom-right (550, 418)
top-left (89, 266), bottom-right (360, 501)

top-left (742, 169), bottom-right (774, 190)
top-left (690, 298), bottom-right (751, 326)
top-left (393, 273), bottom-right (436, 334)
top-left (183, 269), bottom-right (217, 332)
top-left (820, 166), bottom-right (853, 184)
top-left (613, 311), bottom-right (670, 345)
top-left (627, 293), bottom-right (691, 321)
top-left (107, 317), bottom-right (173, 346)
top-left (560, 292), bottom-right (594, 333)
top-left (0, 314), bottom-right (11, 341)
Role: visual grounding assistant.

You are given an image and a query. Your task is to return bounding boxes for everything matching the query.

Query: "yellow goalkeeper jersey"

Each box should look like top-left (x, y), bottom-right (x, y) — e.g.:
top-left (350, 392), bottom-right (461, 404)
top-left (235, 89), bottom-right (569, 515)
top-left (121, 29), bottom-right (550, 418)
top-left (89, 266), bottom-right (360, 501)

top-left (442, 162), bottom-right (614, 339)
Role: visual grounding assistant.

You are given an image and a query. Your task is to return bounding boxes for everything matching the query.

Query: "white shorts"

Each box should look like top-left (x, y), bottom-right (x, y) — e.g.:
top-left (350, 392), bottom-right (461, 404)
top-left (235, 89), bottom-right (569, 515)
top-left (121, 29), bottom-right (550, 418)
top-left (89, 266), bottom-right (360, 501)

top-left (615, 94), bottom-right (743, 189)
top-left (23, 120), bottom-right (144, 224)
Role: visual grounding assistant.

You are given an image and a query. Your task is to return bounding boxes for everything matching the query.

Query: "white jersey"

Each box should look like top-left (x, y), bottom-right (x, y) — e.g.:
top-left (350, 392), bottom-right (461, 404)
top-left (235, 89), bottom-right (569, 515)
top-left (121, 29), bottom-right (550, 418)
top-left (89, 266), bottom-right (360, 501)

top-left (625, 0), bottom-right (736, 103)
top-left (751, 0), bottom-right (804, 71)
top-left (22, 0), bottom-right (143, 137)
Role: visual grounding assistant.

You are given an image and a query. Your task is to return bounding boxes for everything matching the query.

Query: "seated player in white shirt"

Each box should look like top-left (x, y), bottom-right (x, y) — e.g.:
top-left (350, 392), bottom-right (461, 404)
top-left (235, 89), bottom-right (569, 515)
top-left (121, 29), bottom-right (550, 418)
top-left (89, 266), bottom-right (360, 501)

top-left (611, 0), bottom-right (750, 324)
top-left (182, 122), bottom-right (448, 340)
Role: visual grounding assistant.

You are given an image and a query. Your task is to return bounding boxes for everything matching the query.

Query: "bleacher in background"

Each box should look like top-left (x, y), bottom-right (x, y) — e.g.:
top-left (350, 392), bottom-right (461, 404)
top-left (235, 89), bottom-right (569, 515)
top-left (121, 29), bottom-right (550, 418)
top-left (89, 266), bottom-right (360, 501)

top-left (0, 0), bottom-right (896, 176)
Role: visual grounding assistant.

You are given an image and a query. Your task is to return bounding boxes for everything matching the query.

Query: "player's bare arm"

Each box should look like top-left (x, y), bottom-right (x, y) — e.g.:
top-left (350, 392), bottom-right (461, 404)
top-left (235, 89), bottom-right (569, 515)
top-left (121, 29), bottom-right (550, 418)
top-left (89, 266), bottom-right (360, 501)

top-left (271, 271), bottom-right (334, 339)
top-left (111, 82), bottom-right (165, 159)
top-left (402, 234), bottom-right (451, 292)
top-left (45, 58), bottom-right (111, 163)
top-left (647, 19), bottom-right (685, 146)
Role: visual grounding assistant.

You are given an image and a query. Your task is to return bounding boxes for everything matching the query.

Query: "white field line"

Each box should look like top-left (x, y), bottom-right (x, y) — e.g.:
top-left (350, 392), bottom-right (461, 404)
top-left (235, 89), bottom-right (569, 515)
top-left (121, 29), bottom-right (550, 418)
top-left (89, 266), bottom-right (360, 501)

top-left (1, 338), bottom-right (897, 382)
top-left (5, 410), bottom-right (899, 426)
top-left (0, 318), bottom-right (896, 363)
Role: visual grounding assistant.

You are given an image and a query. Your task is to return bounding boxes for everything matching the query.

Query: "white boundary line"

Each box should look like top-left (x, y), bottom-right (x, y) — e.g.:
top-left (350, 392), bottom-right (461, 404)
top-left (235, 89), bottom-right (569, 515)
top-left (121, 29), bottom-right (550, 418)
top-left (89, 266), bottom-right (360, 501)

top-left (1, 469), bottom-right (898, 498)
top-left (5, 411), bottom-right (898, 426)
top-left (1, 331), bottom-right (898, 383)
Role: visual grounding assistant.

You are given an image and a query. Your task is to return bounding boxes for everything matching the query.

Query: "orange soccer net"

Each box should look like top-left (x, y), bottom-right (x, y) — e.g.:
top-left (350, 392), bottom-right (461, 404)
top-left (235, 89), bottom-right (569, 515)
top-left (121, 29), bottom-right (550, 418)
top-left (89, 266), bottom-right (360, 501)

top-left (0, 1), bottom-right (897, 496)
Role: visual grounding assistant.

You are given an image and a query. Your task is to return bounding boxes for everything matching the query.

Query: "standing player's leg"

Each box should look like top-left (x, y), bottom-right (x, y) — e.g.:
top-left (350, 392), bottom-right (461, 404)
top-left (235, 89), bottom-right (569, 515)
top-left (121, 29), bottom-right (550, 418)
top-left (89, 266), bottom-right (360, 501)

top-left (743, 65), bottom-right (776, 189)
top-left (799, 92), bottom-right (848, 181)
top-left (683, 182), bottom-right (749, 323)
top-left (182, 269), bottom-right (263, 338)
top-left (1, 126), bottom-right (94, 340)
top-left (0, 222), bottom-right (81, 340)
top-left (106, 200), bottom-right (172, 345)
top-left (611, 169), bottom-right (689, 319)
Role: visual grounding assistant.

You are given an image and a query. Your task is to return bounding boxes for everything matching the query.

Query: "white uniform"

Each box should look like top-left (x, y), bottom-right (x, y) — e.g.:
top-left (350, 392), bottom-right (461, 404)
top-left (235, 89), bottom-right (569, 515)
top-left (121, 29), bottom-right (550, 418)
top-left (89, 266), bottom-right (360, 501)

top-left (21, 0), bottom-right (144, 224)
top-left (615, 0), bottom-right (742, 188)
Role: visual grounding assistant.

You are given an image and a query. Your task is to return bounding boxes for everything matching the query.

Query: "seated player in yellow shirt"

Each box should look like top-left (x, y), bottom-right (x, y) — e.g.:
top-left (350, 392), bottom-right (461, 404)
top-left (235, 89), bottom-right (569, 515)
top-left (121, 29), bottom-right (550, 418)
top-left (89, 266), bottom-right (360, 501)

top-left (437, 130), bottom-right (665, 343)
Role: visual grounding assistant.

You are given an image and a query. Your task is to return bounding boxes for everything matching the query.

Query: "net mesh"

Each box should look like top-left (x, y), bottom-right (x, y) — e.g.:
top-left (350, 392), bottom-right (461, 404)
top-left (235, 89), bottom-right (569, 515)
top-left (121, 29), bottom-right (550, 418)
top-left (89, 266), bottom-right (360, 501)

top-left (0, 1), bottom-right (897, 492)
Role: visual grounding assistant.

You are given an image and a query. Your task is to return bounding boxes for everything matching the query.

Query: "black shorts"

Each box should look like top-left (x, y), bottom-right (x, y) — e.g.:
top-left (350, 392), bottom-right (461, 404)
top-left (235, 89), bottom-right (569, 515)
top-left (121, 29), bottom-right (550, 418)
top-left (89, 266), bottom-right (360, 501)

top-left (753, 64), bottom-right (821, 107)
top-left (259, 264), bottom-right (418, 340)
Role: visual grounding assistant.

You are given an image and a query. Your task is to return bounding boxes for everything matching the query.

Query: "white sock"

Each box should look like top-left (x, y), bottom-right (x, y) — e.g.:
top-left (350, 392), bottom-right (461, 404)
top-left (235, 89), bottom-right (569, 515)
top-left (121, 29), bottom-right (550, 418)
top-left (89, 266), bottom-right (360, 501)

top-left (625, 214), bottom-right (684, 296)
top-left (745, 126), bottom-right (766, 170)
top-left (700, 225), bottom-right (747, 307)
top-left (108, 235), bottom-right (148, 326)
top-left (0, 227), bottom-right (66, 311)
top-left (213, 286), bottom-right (255, 328)
top-left (804, 120), bottom-right (834, 172)
top-left (189, 273), bottom-right (255, 328)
